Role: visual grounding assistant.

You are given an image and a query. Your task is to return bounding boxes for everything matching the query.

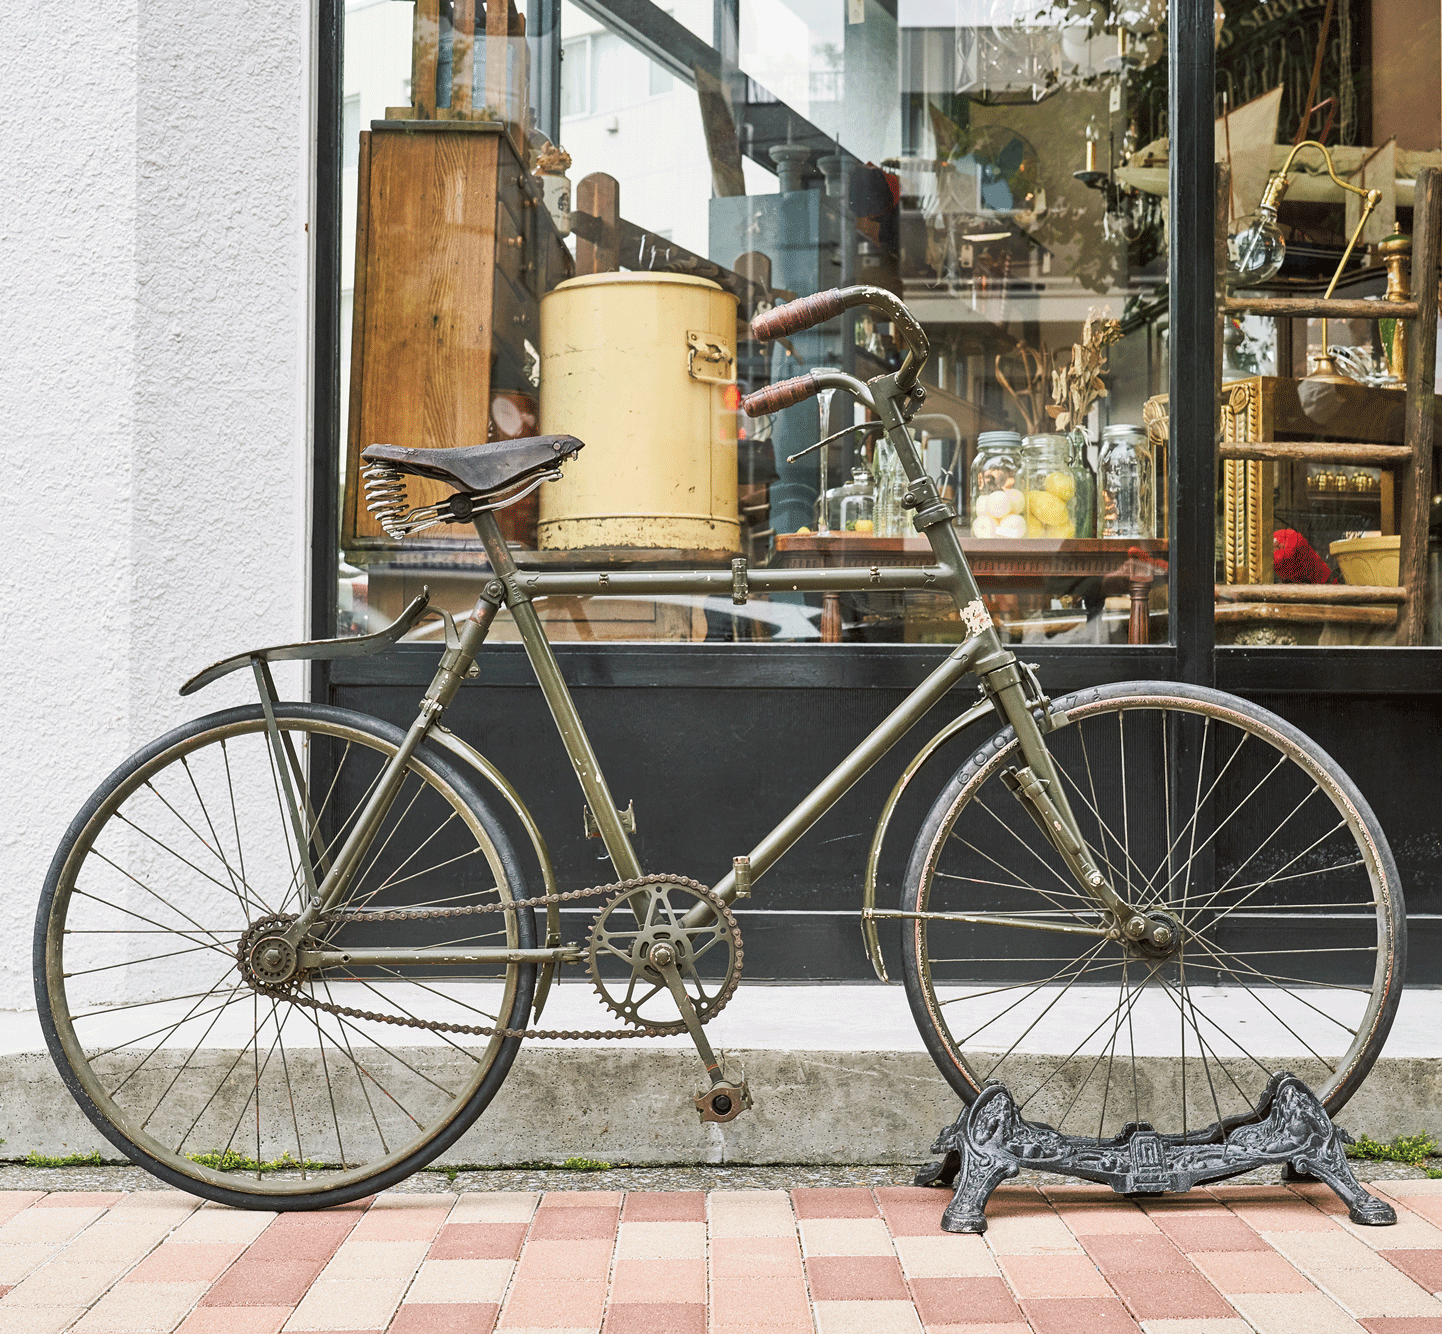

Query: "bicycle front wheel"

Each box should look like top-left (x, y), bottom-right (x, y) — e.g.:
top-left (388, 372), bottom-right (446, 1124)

top-left (902, 681), bottom-right (1404, 1139)
top-left (36, 703), bottom-right (536, 1209)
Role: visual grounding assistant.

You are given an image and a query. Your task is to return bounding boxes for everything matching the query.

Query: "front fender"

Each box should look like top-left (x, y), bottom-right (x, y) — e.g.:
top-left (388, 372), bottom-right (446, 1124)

top-left (861, 698), bottom-right (996, 981)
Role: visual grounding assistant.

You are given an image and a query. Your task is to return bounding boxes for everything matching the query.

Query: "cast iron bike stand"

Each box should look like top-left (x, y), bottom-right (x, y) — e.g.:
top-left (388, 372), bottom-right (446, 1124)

top-left (915, 1071), bottom-right (1397, 1233)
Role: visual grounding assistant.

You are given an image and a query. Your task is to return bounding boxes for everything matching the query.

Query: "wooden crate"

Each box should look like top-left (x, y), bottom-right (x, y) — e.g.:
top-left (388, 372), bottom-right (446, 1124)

top-left (343, 120), bottom-right (571, 555)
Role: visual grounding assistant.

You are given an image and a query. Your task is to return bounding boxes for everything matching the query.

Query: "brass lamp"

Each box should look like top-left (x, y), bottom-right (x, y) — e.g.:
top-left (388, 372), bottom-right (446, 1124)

top-left (1226, 140), bottom-right (1383, 382)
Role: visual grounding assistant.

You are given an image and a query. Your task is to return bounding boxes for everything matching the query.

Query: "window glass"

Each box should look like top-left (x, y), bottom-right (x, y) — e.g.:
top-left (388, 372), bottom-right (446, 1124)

top-left (560, 37), bottom-right (589, 118)
top-left (1215, 0), bottom-right (1442, 646)
top-left (338, 0), bottom-right (1173, 646)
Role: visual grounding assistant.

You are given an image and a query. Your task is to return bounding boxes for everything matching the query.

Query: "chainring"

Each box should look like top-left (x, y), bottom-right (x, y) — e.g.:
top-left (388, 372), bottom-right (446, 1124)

top-left (587, 877), bottom-right (742, 1034)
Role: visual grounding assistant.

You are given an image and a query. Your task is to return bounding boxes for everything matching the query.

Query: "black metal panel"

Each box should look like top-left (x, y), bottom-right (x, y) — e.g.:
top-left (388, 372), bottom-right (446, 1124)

top-left (1218, 648), bottom-right (1442, 695)
top-left (330, 648), bottom-right (1174, 982)
top-left (1226, 689), bottom-right (1442, 967)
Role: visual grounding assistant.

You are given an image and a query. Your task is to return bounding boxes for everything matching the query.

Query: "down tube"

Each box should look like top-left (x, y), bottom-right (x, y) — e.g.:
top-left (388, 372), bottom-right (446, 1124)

top-left (702, 641), bottom-right (983, 912)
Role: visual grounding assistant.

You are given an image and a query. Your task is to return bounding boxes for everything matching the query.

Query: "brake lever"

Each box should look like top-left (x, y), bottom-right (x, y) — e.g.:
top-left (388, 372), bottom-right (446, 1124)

top-left (785, 421), bottom-right (886, 465)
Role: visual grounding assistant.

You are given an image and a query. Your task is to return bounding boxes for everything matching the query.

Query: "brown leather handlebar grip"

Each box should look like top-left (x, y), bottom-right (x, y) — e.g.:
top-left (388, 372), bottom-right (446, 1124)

top-left (741, 373), bottom-right (819, 418)
top-left (750, 290), bottom-right (851, 341)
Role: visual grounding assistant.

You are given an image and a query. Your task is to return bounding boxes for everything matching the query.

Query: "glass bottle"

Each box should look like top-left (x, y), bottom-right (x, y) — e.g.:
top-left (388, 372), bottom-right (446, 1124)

top-left (968, 430), bottom-right (1024, 539)
top-left (1067, 430), bottom-right (1096, 538)
top-left (1021, 432), bottom-right (1080, 538)
top-left (1097, 424), bottom-right (1155, 538)
top-left (874, 440), bottom-right (908, 537)
top-left (824, 466), bottom-right (876, 533)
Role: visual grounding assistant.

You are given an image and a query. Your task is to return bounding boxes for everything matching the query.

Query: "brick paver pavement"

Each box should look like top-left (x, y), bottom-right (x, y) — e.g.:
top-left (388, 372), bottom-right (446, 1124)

top-left (2, 1178), bottom-right (1441, 1332)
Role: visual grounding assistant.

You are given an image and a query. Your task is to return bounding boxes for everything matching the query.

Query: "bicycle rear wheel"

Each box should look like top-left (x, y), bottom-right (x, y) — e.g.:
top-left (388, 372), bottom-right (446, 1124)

top-left (36, 703), bottom-right (536, 1209)
top-left (902, 681), bottom-right (1404, 1138)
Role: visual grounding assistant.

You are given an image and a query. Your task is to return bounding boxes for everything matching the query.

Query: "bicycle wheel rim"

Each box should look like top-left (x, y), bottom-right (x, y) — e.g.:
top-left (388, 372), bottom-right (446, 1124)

top-left (902, 682), bottom-right (1404, 1139)
top-left (37, 704), bottom-right (534, 1204)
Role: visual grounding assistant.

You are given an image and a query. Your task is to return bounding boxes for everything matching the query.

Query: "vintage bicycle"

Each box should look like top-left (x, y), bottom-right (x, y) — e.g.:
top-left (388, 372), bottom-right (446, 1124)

top-left (36, 285), bottom-right (1405, 1210)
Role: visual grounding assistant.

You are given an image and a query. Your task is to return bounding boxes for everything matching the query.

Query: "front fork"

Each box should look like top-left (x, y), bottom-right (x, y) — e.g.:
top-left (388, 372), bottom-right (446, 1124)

top-left (865, 371), bottom-right (1167, 950)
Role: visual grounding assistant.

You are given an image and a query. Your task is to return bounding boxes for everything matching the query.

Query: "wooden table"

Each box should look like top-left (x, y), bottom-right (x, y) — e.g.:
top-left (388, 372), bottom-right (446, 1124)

top-left (772, 534), bottom-right (1168, 644)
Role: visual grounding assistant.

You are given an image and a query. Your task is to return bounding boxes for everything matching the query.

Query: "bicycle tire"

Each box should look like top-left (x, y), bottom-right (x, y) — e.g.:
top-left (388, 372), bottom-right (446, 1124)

top-left (35, 702), bottom-right (537, 1209)
top-left (901, 681), bottom-right (1404, 1139)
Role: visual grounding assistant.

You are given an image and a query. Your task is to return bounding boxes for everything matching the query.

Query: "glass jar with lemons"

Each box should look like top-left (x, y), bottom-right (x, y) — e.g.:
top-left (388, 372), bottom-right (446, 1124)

top-left (1020, 432), bottom-right (1084, 539)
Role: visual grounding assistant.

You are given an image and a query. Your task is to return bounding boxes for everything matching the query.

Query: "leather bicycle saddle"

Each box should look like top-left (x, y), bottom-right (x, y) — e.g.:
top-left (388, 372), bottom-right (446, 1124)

top-left (362, 435), bottom-right (584, 495)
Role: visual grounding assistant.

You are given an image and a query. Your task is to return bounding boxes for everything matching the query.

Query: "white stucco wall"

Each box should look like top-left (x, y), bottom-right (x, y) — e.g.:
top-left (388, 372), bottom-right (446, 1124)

top-left (0, 1), bottom-right (314, 1011)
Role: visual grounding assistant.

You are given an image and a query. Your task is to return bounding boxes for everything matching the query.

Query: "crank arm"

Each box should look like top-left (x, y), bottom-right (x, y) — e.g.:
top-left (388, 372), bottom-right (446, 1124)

top-left (649, 946), bottom-right (751, 1122)
top-left (653, 952), bottom-right (725, 1084)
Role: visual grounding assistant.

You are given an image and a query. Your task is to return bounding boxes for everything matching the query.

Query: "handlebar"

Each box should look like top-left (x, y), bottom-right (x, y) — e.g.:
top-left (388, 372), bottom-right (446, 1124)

top-left (740, 369), bottom-right (876, 420)
top-left (749, 285), bottom-right (930, 390)
top-left (750, 292), bottom-right (852, 341)
top-left (741, 373), bottom-right (820, 418)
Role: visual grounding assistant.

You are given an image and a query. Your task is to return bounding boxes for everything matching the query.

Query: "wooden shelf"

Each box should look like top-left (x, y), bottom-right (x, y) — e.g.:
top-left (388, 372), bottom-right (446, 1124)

top-left (1214, 602), bottom-right (1397, 628)
top-left (1219, 441), bottom-right (1413, 464)
top-left (1224, 296), bottom-right (1418, 320)
top-left (1214, 583), bottom-right (1405, 604)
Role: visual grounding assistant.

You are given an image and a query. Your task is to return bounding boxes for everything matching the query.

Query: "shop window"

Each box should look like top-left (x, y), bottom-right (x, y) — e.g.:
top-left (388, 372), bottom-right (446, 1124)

top-left (1211, 0), bottom-right (1442, 646)
top-left (337, 0), bottom-right (1175, 647)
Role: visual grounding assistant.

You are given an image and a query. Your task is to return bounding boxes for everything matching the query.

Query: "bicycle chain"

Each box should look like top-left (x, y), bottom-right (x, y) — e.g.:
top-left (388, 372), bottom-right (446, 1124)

top-left (244, 874), bottom-right (740, 1042)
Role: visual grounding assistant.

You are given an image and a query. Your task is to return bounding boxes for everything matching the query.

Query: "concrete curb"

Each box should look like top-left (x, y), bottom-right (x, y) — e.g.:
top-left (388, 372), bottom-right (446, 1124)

top-left (4, 1046), bottom-right (1439, 1165)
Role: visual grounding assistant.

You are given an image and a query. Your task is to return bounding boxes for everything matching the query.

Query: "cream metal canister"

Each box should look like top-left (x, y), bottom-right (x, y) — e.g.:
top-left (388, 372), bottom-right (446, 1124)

top-left (538, 272), bottom-right (740, 552)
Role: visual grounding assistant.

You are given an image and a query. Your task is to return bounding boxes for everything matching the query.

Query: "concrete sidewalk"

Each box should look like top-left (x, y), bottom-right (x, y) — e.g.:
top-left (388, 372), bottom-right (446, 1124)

top-left (4, 1179), bottom-right (1442, 1334)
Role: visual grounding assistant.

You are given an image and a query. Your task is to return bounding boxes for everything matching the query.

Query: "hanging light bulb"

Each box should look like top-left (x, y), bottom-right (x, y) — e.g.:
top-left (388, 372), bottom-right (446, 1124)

top-left (1226, 173), bottom-right (1289, 286)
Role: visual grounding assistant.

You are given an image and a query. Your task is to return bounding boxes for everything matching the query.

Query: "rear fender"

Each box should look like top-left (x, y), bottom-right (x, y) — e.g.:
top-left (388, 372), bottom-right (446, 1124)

top-left (428, 726), bottom-right (562, 1022)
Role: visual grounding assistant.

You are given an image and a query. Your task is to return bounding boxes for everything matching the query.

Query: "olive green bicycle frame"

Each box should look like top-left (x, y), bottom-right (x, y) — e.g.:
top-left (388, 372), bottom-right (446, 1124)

top-left (281, 367), bottom-right (1153, 1000)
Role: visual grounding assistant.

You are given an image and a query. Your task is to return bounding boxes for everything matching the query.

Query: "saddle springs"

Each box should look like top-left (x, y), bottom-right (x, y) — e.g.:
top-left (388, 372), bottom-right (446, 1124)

top-left (362, 462), bottom-right (562, 539)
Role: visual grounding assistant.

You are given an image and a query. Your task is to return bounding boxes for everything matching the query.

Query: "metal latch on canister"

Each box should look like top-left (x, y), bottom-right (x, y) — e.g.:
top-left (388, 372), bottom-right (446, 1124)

top-left (686, 331), bottom-right (735, 384)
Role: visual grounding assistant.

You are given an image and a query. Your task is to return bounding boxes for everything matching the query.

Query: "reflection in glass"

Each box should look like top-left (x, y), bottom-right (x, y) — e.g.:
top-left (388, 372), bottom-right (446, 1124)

top-left (337, 0), bottom-right (1173, 646)
top-left (1214, 0), bottom-right (1441, 646)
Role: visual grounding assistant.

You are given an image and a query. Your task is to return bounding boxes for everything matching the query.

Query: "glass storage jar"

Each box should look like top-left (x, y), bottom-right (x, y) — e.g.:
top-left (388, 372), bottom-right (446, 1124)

top-left (1097, 423), bottom-right (1155, 538)
top-left (969, 430), bottom-right (1025, 539)
top-left (1021, 432), bottom-right (1082, 538)
top-left (823, 466), bottom-right (877, 533)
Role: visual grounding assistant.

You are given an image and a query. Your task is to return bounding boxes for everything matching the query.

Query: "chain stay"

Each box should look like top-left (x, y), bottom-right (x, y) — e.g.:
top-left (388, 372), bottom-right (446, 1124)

top-left (248, 875), bottom-right (726, 1041)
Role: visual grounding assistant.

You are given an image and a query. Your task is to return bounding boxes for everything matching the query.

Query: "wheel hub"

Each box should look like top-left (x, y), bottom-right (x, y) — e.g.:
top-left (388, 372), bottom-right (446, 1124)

top-left (1120, 908), bottom-right (1184, 959)
top-left (237, 914), bottom-right (309, 993)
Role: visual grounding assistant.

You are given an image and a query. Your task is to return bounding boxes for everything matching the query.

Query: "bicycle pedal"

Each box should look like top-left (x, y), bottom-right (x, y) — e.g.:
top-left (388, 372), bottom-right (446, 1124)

top-left (695, 1081), bottom-right (751, 1123)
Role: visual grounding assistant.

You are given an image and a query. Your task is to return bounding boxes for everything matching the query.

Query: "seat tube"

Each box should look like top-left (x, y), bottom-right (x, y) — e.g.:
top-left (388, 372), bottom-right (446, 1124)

top-left (473, 512), bottom-right (643, 881)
